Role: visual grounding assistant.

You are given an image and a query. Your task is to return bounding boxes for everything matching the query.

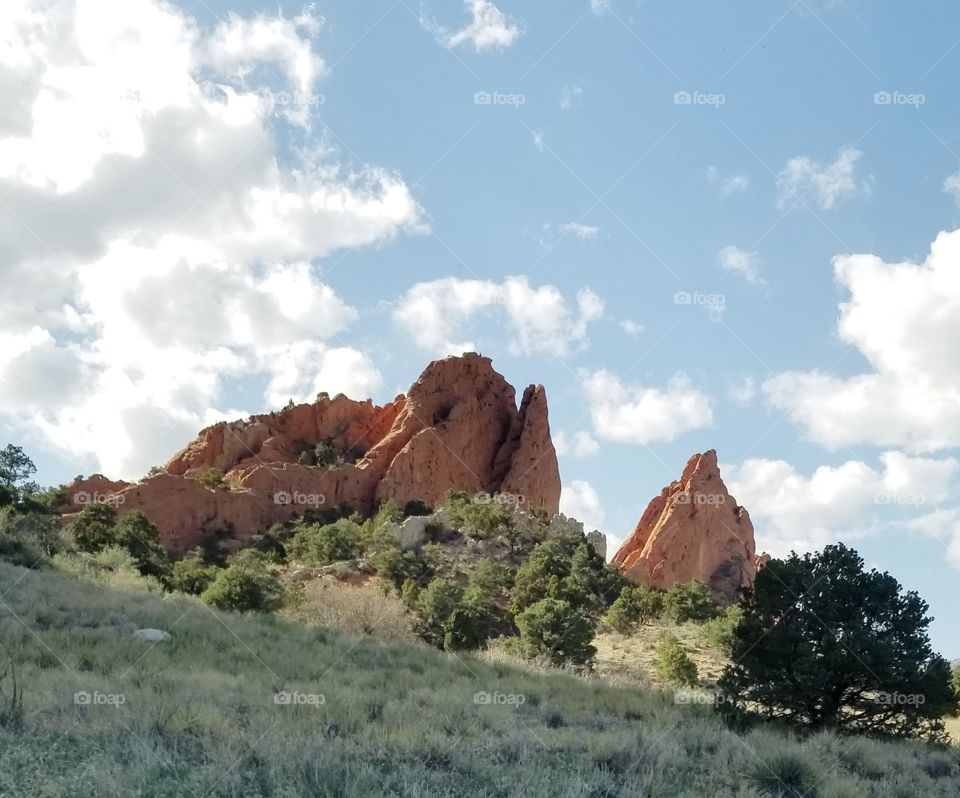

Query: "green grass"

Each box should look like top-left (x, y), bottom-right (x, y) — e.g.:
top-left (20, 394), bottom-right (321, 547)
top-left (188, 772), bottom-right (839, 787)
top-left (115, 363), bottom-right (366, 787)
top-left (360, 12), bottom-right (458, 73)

top-left (1, 560), bottom-right (959, 797)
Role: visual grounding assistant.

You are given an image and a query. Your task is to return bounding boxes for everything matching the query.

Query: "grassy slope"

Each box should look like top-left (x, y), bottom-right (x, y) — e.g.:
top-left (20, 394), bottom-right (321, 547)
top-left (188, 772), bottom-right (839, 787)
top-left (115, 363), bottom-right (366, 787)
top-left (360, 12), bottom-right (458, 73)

top-left (0, 561), bottom-right (958, 798)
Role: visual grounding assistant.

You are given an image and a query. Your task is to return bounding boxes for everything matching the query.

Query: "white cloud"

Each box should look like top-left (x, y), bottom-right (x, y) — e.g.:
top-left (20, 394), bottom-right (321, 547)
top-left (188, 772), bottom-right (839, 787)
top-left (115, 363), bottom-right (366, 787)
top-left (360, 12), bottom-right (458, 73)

top-left (620, 319), bottom-right (644, 336)
top-left (707, 166), bottom-right (749, 196)
top-left (763, 229), bottom-right (960, 453)
top-left (560, 222), bottom-right (600, 240)
top-left (554, 430), bottom-right (600, 457)
top-left (906, 509), bottom-right (960, 570)
top-left (776, 146), bottom-right (870, 210)
top-left (589, 0), bottom-right (612, 13)
top-left (560, 83), bottom-right (583, 110)
top-left (583, 370), bottom-right (713, 444)
top-left (393, 276), bottom-right (604, 358)
top-left (561, 479), bottom-right (605, 532)
top-left (725, 452), bottom-right (958, 557)
top-left (0, 0), bottom-right (421, 478)
top-left (719, 245), bottom-right (763, 284)
top-left (433, 0), bottom-right (521, 52)
top-left (945, 171), bottom-right (960, 204)
top-left (728, 375), bottom-right (757, 405)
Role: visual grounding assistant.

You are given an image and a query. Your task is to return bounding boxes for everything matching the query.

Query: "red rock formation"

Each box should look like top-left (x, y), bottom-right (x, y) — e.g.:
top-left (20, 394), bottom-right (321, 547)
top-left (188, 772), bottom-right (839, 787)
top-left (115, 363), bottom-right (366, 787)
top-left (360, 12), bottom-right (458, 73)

top-left (612, 450), bottom-right (757, 602)
top-left (62, 354), bottom-right (561, 556)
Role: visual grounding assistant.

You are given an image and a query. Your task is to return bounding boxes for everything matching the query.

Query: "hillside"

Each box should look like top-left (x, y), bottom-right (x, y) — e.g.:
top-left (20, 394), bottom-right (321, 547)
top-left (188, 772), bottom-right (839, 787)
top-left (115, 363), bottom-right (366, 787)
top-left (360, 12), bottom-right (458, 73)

top-left (1, 559), bottom-right (958, 797)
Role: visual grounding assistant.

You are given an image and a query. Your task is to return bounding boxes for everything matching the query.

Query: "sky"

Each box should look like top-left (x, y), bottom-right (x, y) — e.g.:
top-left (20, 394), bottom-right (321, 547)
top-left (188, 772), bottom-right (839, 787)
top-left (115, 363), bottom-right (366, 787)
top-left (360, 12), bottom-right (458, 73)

top-left (2, 0), bottom-right (960, 653)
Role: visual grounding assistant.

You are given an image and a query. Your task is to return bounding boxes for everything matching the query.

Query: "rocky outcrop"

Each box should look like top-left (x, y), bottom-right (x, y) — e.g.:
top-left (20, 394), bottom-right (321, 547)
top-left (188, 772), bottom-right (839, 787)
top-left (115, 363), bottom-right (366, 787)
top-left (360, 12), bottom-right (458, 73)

top-left (62, 354), bottom-right (561, 556)
top-left (612, 450), bottom-right (757, 602)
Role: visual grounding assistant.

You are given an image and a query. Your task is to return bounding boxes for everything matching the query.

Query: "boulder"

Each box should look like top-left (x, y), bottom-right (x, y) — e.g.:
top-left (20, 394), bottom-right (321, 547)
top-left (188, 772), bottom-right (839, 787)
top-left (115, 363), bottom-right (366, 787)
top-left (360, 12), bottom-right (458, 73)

top-left (612, 450), bottom-right (757, 603)
top-left (132, 628), bottom-right (171, 642)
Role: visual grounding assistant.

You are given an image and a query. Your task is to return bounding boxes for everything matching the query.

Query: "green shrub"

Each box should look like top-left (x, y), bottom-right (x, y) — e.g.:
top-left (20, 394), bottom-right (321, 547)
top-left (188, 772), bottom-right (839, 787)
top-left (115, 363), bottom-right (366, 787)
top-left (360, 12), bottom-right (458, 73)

top-left (402, 499), bottom-right (431, 517)
top-left (702, 604), bottom-right (744, 654)
top-left (314, 439), bottom-right (337, 468)
top-left (201, 555), bottom-right (283, 612)
top-left (69, 503), bottom-right (119, 552)
top-left (748, 748), bottom-right (819, 797)
top-left (0, 507), bottom-right (64, 567)
top-left (170, 548), bottom-right (219, 595)
top-left (653, 632), bottom-right (698, 686)
top-left (516, 598), bottom-right (596, 667)
top-left (662, 580), bottom-right (720, 623)
top-left (198, 468), bottom-right (225, 490)
top-left (113, 511), bottom-right (172, 584)
top-left (604, 584), bottom-right (663, 634)
top-left (413, 577), bottom-right (463, 648)
top-left (287, 518), bottom-right (361, 565)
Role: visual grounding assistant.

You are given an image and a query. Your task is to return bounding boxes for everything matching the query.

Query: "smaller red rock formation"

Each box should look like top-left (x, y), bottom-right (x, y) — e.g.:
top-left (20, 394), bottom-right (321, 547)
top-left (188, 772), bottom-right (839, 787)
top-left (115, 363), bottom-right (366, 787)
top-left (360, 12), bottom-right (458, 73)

top-left (612, 450), bottom-right (757, 602)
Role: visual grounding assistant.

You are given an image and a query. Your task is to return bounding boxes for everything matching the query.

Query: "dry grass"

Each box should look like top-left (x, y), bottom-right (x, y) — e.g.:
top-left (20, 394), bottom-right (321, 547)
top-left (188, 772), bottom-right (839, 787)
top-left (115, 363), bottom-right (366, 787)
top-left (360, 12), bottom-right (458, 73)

top-left (593, 620), bottom-right (730, 688)
top-left (284, 577), bottom-right (418, 644)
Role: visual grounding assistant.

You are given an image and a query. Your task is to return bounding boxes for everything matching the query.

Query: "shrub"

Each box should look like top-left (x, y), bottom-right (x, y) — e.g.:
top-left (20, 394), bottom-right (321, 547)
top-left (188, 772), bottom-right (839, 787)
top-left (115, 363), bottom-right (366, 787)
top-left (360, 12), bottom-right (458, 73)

top-left (287, 518), bottom-right (361, 565)
top-left (0, 659), bottom-right (24, 730)
top-left (198, 468), bottom-right (225, 490)
top-left (287, 580), bottom-right (416, 643)
top-left (604, 584), bottom-right (663, 634)
top-left (516, 598), bottom-right (596, 667)
top-left (702, 604), bottom-right (744, 654)
top-left (297, 450), bottom-right (315, 467)
top-left (653, 632), bottom-right (698, 686)
top-left (719, 544), bottom-right (958, 741)
top-left (0, 507), bottom-right (64, 567)
top-left (748, 748), bottom-right (818, 798)
top-left (69, 503), bottom-right (119, 552)
top-left (113, 511), bottom-right (172, 584)
top-left (170, 548), bottom-right (218, 595)
top-left (201, 555), bottom-right (283, 612)
top-left (314, 439), bottom-right (337, 468)
top-left (0, 444), bottom-right (36, 508)
top-left (402, 500), bottom-right (431, 518)
top-left (413, 577), bottom-right (463, 648)
top-left (662, 580), bottom-right (720, 623)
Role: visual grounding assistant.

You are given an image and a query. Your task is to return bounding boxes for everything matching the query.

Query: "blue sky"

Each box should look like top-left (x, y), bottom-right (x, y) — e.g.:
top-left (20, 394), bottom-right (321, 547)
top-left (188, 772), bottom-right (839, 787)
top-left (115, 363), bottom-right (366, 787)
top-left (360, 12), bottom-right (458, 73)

top-left (2, 0), bottom-right (960, 654)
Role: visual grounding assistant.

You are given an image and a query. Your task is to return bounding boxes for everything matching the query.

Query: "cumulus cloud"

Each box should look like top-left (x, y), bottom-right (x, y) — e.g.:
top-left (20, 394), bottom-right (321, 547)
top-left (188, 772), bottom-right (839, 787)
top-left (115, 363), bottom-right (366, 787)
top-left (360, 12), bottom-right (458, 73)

top-left (725, 452), bottom-right (959, 557)
top-left (0, 0), bottom-right (421, 478)
top-left (560, 222), bottom-right (600, 240)
top-left (763, 229), bottom-right (960, 453)
top-left (718, 245), bottom-right (763, 284)
top-left (583, 371), bottom-right (713, 444)
top-left (560, 84), bottom-right (583, 110)
top-left (776, 147), bottom-right (870, 210)
top-left (589, 0), bottom-right (612, 13)
top-left (728, 375), bottom-right (757, 405)
top-left (393, 276), bottom-right (604, 358)
top-left (945, 171), bottom-right (960, 204)
top-left (431, 0), bottom-right (521, 52)
top-left (620, 319), bottom-right (644, 336)
top-left (707, 166), bottom-right (749, 196)
top-left (554, 430), bottom-right (600, 458)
